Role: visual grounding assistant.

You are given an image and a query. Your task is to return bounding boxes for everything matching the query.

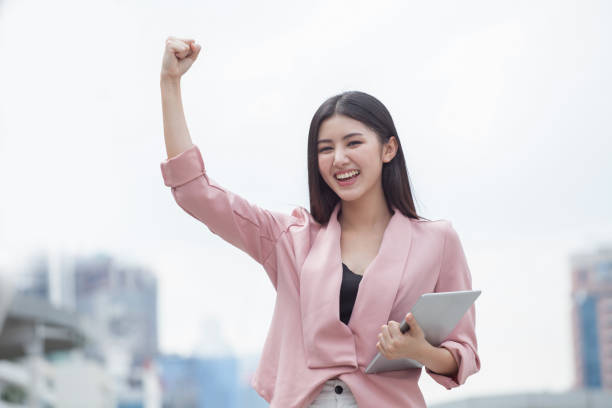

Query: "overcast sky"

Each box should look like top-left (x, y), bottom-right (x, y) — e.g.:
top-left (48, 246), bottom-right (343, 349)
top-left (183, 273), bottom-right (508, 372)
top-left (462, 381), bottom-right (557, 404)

top-left (1, 0), bottom-right (611, 405)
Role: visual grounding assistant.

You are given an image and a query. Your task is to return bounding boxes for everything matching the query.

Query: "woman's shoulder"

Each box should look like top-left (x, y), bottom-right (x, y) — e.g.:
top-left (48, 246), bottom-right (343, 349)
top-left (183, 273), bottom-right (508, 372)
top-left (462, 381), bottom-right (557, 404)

top-left (268, 205), bottom-right (321, 235)
top-left (408, 215), bottom-right (454, 238)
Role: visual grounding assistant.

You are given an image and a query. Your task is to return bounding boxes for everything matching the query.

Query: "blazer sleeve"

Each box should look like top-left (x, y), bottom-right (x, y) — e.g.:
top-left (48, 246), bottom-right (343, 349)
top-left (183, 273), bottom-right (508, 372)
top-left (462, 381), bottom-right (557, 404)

top-left (160, 144), bottom-right (305, 289)
top-left (425, 221), bottom-right (481, 390)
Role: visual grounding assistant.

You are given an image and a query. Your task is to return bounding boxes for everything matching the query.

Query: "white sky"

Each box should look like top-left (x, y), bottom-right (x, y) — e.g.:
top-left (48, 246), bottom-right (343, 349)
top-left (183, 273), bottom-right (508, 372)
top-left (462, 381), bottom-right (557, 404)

top-left (1, 0), bottom-right (611, 405)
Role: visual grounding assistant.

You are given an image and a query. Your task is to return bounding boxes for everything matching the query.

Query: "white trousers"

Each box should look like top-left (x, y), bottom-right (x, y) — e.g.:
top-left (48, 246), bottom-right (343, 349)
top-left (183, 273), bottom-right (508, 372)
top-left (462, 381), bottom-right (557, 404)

top-left (308, 378), bottom-right (358, 407)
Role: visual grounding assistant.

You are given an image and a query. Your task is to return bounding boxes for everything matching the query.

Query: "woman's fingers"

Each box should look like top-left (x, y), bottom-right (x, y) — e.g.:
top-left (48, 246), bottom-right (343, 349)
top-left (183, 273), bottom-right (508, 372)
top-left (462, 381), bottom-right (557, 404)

top-left (389, 321), bottom-right (404, 338)
top-left (161, 36), bottom-right (201, 80)
top-left (189, 42), bottom-right (202, 59)
top-left (166, 38), bottom-right (196, 53)
top-left (381, 324), bottom-right (392, 344)
top-left (167, 39), bottom-right (189, 52)
top-left (377, 333), bottom-right (386, 353)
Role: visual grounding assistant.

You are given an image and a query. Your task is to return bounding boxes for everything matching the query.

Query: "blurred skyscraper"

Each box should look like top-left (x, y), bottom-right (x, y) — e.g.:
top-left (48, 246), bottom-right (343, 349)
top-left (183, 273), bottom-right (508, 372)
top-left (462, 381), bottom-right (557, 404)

top-left (15, 251), bottom-right (50, 300)
top-left (571, 246), bottom-right (612, 389)
top-left (157, 353), bottom-right (268, 408)
top-left (13, 249), bottom-right (76, 310)
top-left (74, 253), bottom-right (158, 365)
top-left (14, 250), bottom-right (159, 366)
top-left (73, 253), bottom-right (160, 406)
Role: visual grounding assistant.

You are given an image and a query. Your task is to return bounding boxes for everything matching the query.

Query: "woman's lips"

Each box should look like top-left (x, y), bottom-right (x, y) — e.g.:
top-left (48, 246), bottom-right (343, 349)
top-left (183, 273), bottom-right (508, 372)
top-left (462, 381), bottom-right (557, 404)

top-left (336, 172), bottom-right (359, 186)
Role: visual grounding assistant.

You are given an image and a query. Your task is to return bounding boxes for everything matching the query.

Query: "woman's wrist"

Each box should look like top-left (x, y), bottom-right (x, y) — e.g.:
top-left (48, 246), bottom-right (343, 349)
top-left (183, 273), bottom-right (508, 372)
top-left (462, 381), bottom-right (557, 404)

top-left (415, 342), bottom-right (458, 376)
top-left (160, 74), bottom-right (181, 87)
top-left (413, 341), bottom-right (434, 365)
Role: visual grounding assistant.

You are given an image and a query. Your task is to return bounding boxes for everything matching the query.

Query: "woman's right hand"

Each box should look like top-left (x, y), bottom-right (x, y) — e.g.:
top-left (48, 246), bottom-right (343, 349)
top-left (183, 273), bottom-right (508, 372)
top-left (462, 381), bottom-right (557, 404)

top-left (161, 36), bottom-right (202, 81)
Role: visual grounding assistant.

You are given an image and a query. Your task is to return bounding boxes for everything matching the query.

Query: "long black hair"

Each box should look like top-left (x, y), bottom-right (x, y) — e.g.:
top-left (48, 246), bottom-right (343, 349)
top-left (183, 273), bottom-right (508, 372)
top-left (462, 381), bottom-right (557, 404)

top-left (307, 90), bottom-right (429, 225)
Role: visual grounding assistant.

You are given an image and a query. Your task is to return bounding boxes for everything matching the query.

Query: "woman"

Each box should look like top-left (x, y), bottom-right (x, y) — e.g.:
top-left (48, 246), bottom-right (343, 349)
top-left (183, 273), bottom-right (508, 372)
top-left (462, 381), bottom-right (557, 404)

top-left (160, 37), bottom-right (480, 407)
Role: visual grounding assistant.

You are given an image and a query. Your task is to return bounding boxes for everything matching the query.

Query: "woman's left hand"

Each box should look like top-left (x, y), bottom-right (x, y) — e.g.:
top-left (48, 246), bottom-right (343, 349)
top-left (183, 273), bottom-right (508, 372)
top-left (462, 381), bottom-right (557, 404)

top-left (376, 313), bottom-right (430, 361)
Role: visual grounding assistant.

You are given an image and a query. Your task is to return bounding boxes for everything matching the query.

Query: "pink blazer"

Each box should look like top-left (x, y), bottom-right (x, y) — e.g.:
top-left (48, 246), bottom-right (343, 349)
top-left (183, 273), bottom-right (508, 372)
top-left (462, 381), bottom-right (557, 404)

top-left (160, 145), bottom-right (480, 407)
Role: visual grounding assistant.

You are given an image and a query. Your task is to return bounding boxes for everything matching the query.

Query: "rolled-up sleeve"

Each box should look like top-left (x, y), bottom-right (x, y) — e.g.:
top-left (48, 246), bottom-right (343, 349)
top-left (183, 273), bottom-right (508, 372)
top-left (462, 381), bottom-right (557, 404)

top-left (426, 221), bottom-right (481, 389)
top-left (160, 145), bottom-right (305, 289)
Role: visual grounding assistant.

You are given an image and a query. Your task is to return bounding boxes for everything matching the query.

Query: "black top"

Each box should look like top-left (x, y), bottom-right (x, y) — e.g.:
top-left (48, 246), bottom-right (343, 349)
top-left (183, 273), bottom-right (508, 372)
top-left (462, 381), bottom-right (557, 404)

top-left (339, 263), bottom-right (362, 325)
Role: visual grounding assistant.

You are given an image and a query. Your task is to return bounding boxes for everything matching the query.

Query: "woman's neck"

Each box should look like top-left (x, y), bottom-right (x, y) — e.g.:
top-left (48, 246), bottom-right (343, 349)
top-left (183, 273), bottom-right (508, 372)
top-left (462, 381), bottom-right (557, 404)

top-left (338, 192), bottom-right (392, 233)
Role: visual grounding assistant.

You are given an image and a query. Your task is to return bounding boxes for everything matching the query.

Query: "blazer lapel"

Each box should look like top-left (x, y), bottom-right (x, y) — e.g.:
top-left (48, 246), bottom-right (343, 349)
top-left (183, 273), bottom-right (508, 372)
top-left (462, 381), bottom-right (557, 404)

top-left (299, 201), bottom-right (413, 369)
top-left (348, 204), bottom-right (413, 345)
top-left (300, 202), bottom-right (356, 369)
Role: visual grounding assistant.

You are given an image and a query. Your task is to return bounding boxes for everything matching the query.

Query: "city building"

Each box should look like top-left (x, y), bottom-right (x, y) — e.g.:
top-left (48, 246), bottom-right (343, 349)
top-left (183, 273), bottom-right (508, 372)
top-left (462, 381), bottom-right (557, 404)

top-left (72, 253), bottom-right (159, 407)
top-left (73, 253), bottom-right (158, 366)
top-left (570, 245), bottom-right (612, 389)
top-left (49, 349), bottom-right (116, 408)
top-left (0, 295), bottom-right (84, 407)
top-left (3, 250), bottom-right (161, 407)
top-left (157, 353), bottom-right (268, 408)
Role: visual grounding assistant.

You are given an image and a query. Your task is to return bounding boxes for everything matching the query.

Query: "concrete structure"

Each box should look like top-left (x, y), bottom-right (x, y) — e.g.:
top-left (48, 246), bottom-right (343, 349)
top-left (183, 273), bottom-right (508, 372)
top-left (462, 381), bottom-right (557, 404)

top-left (570, 246), bottom-right (612, 389)
top-left (0, 273), bottom-right (14, 334)
top-left (0, 296), bottom-right (83, 360)
top-left (0, 295), bottom-right (84, 407)
top-left (50, 350), bottom-right (116, 408)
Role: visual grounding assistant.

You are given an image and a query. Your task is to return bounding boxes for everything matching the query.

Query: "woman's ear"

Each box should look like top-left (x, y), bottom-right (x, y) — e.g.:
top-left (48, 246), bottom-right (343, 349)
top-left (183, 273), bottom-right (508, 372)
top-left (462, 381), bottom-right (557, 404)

top-left (383, 136), bottom-right (398, 163)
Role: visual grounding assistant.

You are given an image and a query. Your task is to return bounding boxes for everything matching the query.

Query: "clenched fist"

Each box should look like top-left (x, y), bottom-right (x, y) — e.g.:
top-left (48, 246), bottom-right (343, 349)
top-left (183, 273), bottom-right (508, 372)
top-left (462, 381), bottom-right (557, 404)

top-left (161, 36), bottom-right (202, 80)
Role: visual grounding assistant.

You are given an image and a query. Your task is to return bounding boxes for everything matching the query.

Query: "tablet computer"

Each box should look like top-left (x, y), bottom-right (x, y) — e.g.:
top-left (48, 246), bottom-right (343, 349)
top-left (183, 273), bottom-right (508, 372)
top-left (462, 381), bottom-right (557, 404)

top-left (365, 289), bottom-right (481, 374)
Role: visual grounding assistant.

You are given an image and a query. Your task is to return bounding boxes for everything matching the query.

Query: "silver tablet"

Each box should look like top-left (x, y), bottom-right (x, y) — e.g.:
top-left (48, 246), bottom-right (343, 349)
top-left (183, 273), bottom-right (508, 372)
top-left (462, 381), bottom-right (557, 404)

top-left (365, 289), bottom-right (481, 374)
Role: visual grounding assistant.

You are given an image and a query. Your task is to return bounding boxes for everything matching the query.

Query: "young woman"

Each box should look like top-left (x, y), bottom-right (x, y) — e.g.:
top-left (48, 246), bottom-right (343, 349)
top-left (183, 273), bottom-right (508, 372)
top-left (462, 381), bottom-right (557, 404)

top-left (160, 37), bottom-right (480, 407)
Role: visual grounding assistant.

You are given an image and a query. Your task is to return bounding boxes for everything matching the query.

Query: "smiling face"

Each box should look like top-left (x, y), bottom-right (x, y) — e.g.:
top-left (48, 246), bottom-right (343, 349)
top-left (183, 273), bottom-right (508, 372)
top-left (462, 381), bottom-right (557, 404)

top-left (317, 114), bottom-right (397, 203)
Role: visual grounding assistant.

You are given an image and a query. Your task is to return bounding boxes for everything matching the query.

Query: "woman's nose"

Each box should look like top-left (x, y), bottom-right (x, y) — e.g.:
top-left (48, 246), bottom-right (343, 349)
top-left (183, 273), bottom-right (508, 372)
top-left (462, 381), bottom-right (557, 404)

top-left (333, 148), bottom-right (350, 165)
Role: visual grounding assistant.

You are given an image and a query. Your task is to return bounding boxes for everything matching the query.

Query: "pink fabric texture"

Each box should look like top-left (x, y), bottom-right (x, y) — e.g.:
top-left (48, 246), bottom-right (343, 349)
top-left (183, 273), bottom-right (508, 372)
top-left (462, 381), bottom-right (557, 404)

top-left (160, 145), bottom-right (481, 408)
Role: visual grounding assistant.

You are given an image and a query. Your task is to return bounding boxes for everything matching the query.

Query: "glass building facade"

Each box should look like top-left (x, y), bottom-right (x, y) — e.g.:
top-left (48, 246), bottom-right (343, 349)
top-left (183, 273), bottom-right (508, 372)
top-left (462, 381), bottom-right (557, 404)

top-left (571, 247), bottom-right (612, 390)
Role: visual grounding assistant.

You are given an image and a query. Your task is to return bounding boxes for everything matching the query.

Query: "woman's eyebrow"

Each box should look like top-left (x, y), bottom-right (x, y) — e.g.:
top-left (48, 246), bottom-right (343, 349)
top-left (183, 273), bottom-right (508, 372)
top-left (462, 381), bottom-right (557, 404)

top-left (317, 132), bottom-right (363, 144)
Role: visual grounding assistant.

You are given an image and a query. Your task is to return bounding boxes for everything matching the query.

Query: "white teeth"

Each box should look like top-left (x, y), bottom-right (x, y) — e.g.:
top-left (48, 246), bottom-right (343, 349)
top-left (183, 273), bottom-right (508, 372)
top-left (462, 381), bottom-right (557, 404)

top-left (336, 170), bottom-right (359, 180)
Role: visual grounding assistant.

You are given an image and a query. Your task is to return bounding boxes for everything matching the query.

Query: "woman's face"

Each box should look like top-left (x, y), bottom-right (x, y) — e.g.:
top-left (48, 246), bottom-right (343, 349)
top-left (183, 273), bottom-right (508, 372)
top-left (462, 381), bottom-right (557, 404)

top-left (317, 114), bottom-right (396, 202)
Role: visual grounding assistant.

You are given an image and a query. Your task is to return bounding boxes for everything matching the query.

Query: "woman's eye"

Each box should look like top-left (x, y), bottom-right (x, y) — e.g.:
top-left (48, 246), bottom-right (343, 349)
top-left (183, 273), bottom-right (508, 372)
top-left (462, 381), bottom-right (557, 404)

top-left (318, 141), bottom-right (361, 153)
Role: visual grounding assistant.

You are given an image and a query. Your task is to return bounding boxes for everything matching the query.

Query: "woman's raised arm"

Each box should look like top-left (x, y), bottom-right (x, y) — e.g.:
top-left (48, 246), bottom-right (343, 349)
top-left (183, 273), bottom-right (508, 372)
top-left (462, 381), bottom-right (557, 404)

top-left (160, 36), bottom-right (201, 159)
top-left (159, 37), bottom-right (307, 289)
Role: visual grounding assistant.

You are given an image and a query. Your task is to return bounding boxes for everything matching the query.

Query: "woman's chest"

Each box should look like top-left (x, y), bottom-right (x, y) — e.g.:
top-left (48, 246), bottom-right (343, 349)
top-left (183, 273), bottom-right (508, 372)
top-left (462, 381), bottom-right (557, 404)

top-left (340, 229), bottom-right (385, 276)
